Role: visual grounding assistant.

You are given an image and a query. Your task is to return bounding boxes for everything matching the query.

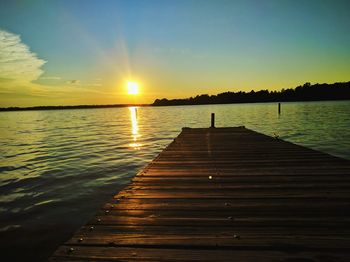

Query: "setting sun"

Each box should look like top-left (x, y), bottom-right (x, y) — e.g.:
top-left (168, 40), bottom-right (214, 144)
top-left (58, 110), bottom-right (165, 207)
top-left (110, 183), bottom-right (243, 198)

top-left (127, 82), bottom-right (139, 95)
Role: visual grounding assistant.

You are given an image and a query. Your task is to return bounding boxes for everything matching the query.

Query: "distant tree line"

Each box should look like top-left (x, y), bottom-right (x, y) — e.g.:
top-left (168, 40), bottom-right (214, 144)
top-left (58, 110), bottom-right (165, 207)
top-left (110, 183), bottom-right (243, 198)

top-left (0, 104), bottom-right (149, 112)
top-left (153, 82), bottom-right (350, 106)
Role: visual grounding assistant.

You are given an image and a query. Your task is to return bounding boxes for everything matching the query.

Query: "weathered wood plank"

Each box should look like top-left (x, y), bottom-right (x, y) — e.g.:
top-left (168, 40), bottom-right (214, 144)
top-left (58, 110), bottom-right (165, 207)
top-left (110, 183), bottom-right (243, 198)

top-left (86, 216), bottom-right (350, 228)
top-left (98, 204), bottom-right (350, 217)
top-left (70, 224), bottom-right (350, 236)
top-left (50, 246), bottom-right (350, 262)
top-left (115, 190), bottom-right (350, 199)
top-left (65, 233), bottom-right (350, 250)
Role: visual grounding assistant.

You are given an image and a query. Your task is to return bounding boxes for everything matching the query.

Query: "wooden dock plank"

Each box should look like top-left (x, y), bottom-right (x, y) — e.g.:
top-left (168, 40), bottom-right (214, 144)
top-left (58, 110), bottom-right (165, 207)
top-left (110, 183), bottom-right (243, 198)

top-left (51, 246), bottom-right (350, 262)
top-left (50, 127), bottom-right (350, 261)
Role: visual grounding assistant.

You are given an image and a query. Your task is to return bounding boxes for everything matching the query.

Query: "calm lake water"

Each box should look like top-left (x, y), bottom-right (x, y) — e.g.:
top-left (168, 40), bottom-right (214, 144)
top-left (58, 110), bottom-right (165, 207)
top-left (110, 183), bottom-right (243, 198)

top-left (1, 101), bottom-right (350, 261)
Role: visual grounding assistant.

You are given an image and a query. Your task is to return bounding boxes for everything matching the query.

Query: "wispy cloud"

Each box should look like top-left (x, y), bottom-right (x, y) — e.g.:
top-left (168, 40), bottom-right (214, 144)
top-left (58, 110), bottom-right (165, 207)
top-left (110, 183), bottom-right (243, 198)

top-left (66, 79), bottom-right (102, 87)
top-left (0, 30), bottom-right (110, 107)
top-left (40, 76), bottom-right (61, 80)
top-left (0, 29), bottom-right (46, 82)
top-left (87, 78), bottom-right (102, 87)
top-left (67, 79), bottom-right (80, 85)
top-left (88, 83), bottom-right (102, 87)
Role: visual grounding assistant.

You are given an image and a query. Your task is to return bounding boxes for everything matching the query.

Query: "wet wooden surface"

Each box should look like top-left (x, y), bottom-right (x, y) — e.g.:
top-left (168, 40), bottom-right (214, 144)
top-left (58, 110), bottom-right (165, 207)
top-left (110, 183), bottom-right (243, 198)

top-left (50, 127), bottom-right (350, 261)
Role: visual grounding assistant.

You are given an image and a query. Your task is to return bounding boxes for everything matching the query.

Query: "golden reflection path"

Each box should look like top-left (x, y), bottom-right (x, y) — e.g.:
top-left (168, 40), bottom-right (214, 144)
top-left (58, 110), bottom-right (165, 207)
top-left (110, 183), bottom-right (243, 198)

top-left (129, 107), bottom-right (141, 149)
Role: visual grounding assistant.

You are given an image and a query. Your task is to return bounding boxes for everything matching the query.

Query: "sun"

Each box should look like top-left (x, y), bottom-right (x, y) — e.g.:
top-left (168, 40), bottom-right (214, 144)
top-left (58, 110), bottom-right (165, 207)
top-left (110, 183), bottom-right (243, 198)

top-left (127, 81), bottom-right (139, 95)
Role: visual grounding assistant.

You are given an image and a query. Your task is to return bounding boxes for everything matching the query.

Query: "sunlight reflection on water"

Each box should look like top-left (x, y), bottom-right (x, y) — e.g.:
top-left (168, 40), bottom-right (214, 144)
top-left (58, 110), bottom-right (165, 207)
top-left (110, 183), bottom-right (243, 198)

top-left (0, 101), bottom-right (349, 261)
top-left (129, 107), bottom-right (142, 150)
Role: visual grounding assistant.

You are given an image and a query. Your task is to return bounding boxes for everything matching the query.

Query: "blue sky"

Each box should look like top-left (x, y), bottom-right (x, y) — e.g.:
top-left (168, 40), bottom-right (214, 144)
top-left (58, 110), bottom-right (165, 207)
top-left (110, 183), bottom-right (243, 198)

top-left (0, 0), bottom-right (349, 106)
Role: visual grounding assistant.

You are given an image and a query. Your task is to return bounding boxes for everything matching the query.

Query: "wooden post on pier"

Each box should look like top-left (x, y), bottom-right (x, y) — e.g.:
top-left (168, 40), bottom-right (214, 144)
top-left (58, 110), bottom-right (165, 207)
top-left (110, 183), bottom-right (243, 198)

top-left (211, 113), bottom-right (215, 128)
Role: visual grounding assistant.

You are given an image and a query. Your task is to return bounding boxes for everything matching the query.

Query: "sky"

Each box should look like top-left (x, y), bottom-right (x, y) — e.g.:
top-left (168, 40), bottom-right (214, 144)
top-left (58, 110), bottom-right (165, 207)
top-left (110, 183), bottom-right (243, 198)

top-left (0, 0), bottom-right (349, 107)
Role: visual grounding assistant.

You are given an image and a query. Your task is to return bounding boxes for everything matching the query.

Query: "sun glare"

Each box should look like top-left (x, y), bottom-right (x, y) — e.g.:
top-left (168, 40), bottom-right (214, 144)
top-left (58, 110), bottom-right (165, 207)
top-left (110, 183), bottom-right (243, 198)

top-left (127, 81), bottom-right (139, 95)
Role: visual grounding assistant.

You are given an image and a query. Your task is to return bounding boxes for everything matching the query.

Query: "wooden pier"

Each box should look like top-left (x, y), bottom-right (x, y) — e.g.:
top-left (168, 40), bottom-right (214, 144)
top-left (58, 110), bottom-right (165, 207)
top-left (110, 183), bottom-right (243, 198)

top-left (51, 127), bottom-right (350, 261)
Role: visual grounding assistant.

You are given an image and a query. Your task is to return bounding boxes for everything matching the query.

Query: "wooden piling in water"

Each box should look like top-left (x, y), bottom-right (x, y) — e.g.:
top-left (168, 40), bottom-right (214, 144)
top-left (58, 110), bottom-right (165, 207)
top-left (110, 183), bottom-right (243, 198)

top-left (211, 113), bottom-right (215, 128)
top-left (50, 127), bottom-right (350, 261)
top-left (278, 102), bottom-right (281, 114)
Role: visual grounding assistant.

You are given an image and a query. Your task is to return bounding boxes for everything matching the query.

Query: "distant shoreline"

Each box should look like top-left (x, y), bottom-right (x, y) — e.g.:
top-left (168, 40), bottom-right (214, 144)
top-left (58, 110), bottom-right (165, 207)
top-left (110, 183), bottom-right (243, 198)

top-left (0, 104), bottom-right (150, 112)
top-left (151, 98), bottom-right (350, 107)
top-left (1, 98), bottom-right (349, 112)
top-left (1, 81), bottom-right (349, 111)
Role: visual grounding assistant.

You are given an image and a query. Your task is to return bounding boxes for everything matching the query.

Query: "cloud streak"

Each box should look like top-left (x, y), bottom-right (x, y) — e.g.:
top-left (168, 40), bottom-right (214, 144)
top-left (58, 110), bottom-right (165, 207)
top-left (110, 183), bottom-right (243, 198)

top-left (40, 76), bottom-right (61, 80)
top-left (66, 79), bottom-right (80, 85)
top-left (0, 29), bottom-right (46, 83)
